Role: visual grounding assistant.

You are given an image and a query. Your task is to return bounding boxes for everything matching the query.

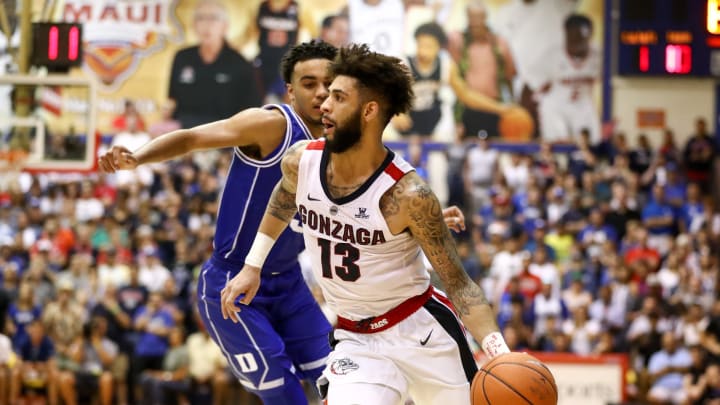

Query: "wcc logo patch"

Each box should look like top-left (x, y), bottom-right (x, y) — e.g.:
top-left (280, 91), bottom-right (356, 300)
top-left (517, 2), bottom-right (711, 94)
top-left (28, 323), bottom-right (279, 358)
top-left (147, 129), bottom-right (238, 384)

top-left (329, 358), bottom-right (359, 375)
top-left (354, 207), bottom-right (369, 219)
top-left (61, 0), bottom-right (184, 90)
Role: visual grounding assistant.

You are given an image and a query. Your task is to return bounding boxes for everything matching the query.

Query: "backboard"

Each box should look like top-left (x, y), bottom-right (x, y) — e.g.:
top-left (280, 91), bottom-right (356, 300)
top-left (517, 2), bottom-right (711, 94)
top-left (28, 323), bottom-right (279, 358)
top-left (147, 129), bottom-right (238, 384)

top-left (0, 73), bottom-right (97, 172)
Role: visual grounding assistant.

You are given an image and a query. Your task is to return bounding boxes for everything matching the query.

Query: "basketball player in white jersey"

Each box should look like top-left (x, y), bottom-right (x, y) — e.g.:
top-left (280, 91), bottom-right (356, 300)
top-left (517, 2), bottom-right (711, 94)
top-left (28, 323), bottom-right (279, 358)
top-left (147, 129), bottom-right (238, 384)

top-left (220, 44), bottom-right (510, 405)
top-left (533, 14), bottom-right (601, 143)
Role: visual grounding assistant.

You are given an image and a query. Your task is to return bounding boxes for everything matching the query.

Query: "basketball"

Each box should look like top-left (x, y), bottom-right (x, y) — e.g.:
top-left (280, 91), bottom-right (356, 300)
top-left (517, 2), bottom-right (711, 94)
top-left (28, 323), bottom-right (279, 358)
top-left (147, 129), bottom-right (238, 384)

top-left (498, 107), bottom-right (534, 141)
top-left (471, 352), bottom-right (558, 405)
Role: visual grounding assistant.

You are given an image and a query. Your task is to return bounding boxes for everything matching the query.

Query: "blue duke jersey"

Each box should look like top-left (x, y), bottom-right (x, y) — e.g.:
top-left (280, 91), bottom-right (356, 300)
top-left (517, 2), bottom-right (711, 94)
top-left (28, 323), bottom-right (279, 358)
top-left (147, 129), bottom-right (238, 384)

top-left (213, 103), bottom-right (311, 274)
top-left (198, 104), bottom-right (331, 402)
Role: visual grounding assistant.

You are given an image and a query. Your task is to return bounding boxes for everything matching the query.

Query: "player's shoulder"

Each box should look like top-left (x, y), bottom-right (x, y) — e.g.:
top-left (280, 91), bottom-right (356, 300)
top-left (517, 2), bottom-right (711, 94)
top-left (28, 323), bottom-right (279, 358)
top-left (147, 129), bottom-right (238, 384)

top-left (381, 171), bottom-right (430, 211)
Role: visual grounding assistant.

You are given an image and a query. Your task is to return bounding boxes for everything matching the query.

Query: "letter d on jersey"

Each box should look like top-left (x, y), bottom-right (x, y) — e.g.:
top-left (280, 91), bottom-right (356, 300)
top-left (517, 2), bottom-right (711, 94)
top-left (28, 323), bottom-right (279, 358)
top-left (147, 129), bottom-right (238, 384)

top-left (235, 352), bottom-right (259, 373)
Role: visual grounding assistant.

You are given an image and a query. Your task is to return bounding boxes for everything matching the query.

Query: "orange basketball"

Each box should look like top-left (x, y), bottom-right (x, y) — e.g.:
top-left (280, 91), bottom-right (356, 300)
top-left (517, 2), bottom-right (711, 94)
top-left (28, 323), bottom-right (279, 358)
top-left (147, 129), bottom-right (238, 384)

top-left (471, 352), bottom-right (558, 405)
top-left (498, 107), bottom-right (534, 141)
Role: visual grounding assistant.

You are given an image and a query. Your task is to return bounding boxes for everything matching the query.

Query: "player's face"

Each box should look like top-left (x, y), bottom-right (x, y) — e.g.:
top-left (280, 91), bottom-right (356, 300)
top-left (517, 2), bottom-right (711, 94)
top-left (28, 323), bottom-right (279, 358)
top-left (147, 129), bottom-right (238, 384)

top-left (416, 35), bottom-right (440, 64)
top-left (566, 26), bottom-right (591, 59)
top-left (287, 59), bottom-right (332, 129)
top-left (194, 4), bottom-right (227, 46)
top-left (320, 76), bottom-right (364, 153)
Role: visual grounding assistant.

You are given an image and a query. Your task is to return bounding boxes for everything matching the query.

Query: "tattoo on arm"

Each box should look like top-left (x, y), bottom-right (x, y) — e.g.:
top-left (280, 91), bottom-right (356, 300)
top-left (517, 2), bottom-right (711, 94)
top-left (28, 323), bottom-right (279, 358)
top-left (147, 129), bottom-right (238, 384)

top-left (402, 175), bottom-right (489, 316)
top-left (266, 140), bottom-right (308, 222)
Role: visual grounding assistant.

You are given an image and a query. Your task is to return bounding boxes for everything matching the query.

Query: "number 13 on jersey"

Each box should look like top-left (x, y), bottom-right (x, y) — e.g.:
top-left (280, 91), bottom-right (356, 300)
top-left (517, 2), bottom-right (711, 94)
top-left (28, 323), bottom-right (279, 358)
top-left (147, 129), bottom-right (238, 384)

top-left (317, 238), bottom-right (361, 282)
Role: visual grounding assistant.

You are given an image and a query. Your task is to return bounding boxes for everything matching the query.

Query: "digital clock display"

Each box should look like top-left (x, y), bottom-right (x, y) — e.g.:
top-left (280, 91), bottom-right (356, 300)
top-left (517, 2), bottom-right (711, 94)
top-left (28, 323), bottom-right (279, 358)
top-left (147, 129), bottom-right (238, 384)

top-left (618, 0), bottom-right (720, 76)
top-left (31, 22), bottom-right (83, 70)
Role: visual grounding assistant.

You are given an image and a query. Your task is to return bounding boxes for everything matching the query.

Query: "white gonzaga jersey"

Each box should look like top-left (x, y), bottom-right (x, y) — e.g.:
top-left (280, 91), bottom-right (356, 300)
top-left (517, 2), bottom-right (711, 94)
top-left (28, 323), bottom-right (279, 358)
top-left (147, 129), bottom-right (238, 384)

top-left (348, 0), bottom-right (405, 58)
top-left (296, 139), bottom-right (430, 320)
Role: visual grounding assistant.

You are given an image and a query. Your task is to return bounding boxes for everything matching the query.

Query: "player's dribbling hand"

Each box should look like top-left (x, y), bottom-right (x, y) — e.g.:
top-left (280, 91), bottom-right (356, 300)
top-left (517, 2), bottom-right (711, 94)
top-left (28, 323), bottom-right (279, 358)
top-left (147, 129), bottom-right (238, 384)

top-left (442, 205), bottom-right (466, 233)
top-left (97, 146), bottom-right (138, 172)
top-left (220, 265), bottom-right (261, 323)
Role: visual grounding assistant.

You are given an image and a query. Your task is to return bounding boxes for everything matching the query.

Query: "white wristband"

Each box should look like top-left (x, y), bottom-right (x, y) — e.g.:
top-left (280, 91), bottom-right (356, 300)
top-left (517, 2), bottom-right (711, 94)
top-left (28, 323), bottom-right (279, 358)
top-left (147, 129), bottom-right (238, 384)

top-left (244, 232), bottom-right (275, 269)
top-left (481, 332), bottom-right (511, 358)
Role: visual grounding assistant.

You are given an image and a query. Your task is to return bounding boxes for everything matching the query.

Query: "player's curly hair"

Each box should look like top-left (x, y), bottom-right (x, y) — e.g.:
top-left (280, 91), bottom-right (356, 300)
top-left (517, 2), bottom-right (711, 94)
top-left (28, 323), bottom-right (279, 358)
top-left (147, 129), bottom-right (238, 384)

top-left (328, 44), bottom-right (414, 125)
top-left (280, 40), bottom-right (338, 83)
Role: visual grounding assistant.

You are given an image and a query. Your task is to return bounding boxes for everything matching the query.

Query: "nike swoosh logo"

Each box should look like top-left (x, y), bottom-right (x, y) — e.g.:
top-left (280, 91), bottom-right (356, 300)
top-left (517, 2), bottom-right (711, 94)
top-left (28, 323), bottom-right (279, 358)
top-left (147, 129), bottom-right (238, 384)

top-left (420, 329), bottom-right (433, 346)
top-left (308, 194), bottom-right (321, 201)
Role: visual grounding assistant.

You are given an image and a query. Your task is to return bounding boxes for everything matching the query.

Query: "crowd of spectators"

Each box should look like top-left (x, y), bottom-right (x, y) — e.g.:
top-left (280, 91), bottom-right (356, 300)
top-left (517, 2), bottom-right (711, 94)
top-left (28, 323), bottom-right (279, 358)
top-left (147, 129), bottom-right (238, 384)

top-left (0, 113), bottom-right (717, 404)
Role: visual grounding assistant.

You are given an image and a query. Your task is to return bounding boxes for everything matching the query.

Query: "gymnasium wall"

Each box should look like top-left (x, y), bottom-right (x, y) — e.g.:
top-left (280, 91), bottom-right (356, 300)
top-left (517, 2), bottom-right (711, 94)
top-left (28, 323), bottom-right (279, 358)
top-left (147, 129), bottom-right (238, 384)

top-left (611, 76), bottom-right (716, 147)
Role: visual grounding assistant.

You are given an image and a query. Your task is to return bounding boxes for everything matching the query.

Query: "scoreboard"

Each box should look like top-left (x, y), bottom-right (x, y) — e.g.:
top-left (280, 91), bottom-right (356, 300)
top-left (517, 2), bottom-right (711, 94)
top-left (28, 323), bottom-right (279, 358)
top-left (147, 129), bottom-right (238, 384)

top-left (617, 0), bottom-right (720, 76)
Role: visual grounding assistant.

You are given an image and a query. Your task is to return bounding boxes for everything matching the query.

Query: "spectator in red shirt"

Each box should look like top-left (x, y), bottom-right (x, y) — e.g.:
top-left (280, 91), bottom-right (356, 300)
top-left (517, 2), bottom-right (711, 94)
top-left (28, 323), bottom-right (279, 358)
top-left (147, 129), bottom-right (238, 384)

top-left (624, 226), bottom-right (661, 276)
top-left (517, 253), bottom-right (543, 301)
top-left (112, 100), bottom-right (146, 133)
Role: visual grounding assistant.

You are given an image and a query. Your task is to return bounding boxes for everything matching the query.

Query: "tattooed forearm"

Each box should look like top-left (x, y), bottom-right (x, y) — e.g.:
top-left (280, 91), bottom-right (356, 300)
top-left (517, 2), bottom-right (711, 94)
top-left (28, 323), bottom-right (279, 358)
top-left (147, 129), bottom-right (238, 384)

top-left (402, 175), bottom-right (490, 316)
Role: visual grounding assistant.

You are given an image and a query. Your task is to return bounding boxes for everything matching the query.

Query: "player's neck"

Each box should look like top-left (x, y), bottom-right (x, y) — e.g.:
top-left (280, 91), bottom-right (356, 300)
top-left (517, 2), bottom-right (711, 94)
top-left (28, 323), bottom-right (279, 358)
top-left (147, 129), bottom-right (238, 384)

top-left (328, 138), bottom-right (387, 180)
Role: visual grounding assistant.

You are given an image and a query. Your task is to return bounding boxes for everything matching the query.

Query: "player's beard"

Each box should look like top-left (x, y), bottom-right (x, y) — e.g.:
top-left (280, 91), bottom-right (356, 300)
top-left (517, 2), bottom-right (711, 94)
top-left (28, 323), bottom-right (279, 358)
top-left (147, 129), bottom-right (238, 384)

top-left (325, 108), bottom-right (362, 154)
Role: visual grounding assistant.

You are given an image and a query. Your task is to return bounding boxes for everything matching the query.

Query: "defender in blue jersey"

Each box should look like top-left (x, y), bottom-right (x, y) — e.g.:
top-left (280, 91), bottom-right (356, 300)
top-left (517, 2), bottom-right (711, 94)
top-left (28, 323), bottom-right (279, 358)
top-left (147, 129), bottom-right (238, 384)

top-left (99, 41), bottom-right (338, 404)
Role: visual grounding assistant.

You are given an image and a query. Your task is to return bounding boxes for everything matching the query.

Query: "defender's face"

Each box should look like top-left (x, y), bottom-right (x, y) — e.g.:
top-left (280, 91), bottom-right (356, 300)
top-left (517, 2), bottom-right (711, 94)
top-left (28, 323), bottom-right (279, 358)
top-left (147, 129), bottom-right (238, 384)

top-left (288, 59), bottom-right (332, 129)
top-left (320, 75), bottom-right (363, 153)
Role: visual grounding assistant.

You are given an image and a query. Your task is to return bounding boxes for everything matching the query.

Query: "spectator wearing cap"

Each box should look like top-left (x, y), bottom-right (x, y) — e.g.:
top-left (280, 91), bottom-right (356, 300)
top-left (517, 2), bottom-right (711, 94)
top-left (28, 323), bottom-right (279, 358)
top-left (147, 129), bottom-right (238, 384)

top-left (42, 278), bottom-right (86, 383)
top-left (578, 208), bottom-right (618, 259)
top-left (646, 331), bottom-right (692, 404)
